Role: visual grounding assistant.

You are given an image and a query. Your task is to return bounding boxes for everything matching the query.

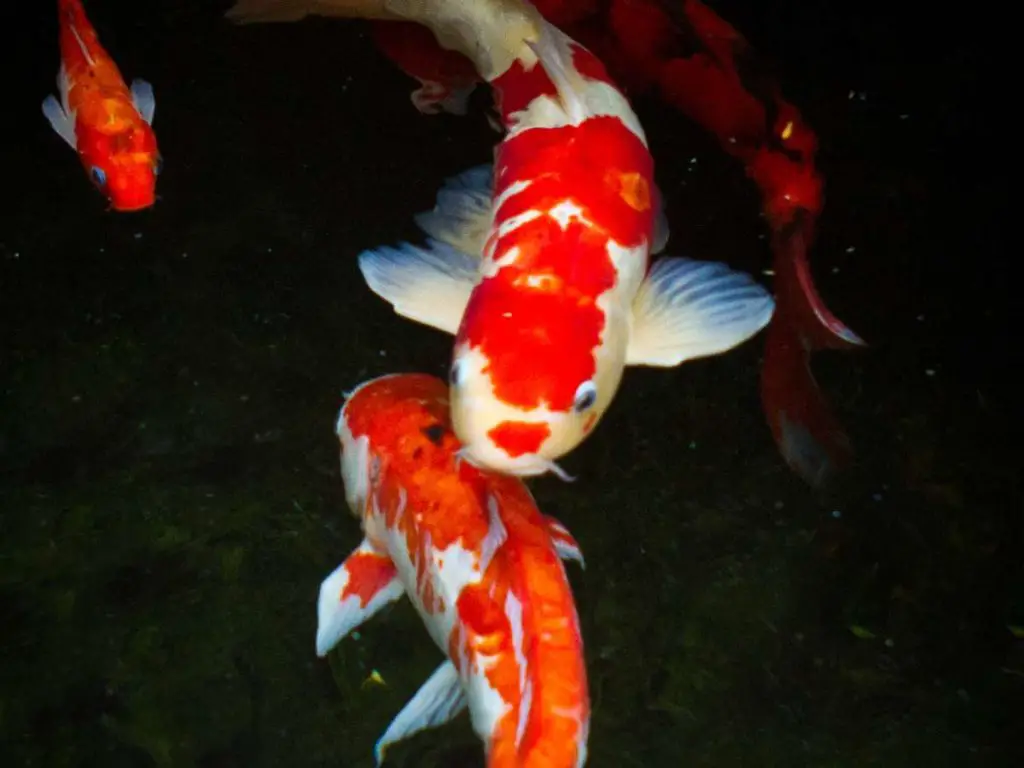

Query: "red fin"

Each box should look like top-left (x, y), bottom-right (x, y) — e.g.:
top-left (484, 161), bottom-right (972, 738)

top-left (641, 0), bottom-right (864, 484)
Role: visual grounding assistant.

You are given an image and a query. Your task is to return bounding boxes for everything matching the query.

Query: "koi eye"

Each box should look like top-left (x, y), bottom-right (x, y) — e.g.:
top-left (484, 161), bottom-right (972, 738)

top-left (573, 380), bottom-right (597, 413)
top-left (90, 166), bottom-right (107, 187)
top-left (154, 154), bottom-right (164, 176)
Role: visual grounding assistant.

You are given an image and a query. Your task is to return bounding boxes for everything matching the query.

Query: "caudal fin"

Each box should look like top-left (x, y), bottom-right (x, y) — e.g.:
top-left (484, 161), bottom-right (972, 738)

top-left (762, 226), bottom-right (860, 488)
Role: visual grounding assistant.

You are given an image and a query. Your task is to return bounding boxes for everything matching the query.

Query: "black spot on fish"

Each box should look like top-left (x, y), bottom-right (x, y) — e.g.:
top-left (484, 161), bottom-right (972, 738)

top-left (421, 423), bottom-right (445, 446)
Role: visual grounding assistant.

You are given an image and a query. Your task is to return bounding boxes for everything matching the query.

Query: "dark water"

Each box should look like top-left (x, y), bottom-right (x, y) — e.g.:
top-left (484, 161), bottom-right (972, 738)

top-left (1, 1), bottom-right (1017, 766)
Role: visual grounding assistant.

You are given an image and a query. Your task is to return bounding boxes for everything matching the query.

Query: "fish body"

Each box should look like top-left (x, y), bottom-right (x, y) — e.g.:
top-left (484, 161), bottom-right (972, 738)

top-left (356, 2), bottom-right (774, 478)
top-left (42, 0), bottom-right (160, 211)
top-left (318, 373), bottom-right (590, 766)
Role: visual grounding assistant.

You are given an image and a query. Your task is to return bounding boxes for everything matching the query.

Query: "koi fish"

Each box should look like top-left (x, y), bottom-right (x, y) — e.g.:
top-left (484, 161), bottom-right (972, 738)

top-left (353, 2), bottom-right (774, 478)
top-left (41, 0), bottom-right (161, 211)
top-left (241, 0), bottom-right (860, 487)
top-left (319, 372), bottom-right (589, 766)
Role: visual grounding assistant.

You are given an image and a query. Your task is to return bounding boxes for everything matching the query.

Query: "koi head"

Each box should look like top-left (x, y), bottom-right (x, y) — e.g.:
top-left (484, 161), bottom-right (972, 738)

top-left (335, 373), bottom-right (450, 514)
top-left (448, 292), bottom-right (627, 479)
top-left (77, 123), bottom-right (161, 211)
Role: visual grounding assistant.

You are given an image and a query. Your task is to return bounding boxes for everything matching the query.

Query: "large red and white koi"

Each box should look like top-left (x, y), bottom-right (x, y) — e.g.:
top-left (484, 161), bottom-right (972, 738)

top-left (42, 0), bottom-right (161, 211)
top-left (349, 1), bottom-right (774, 478)
top-left (319, 372), bottom-right (589, 766)
top-left (362, 0), bottom-right (866, 487)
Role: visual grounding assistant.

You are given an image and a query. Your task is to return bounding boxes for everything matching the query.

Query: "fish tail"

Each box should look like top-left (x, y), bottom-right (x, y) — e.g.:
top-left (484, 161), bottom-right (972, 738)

top-left (629, 0), bottom-right (864, 485)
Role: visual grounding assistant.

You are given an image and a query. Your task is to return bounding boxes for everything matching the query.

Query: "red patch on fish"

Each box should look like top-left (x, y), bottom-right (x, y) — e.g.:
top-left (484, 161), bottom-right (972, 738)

top-left (488, 421), bottom-right (552, 458)
top-left (459, 116), bottom-right (652, 412)
top-left (340, 550), bottom-right (397, 608)
top-left (491, 55), bottom-right (559, 122)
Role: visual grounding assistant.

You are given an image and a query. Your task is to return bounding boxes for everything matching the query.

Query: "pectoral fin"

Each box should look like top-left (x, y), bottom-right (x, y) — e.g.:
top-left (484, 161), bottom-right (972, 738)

top-left (42, 95), bottom-right (76, 148)
top-left (627, 256), bottom-right (775, 367)
top-left (358, 239), bottom-right (479, 335)
top-left (130, 79), bottom-right (156, 124)
top-left (414, 164), bottom-right (494, 257)
top-left (316, 538), bottom-right (405, 657)
top-left (544, 515), bottom-right (585, 569)
top-left (374, 660), bottom-right (466, 766)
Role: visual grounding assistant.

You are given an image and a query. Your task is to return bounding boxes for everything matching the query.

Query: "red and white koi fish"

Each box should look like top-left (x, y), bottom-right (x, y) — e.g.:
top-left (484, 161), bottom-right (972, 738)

top-left (319, 372), bottom-right (589, 767)
top-left (42, 0), bottom-right (161, 211)
top-left (361, 0), bottom-right (866, 487)
top-left (346, 1), bottom-right (775, 479)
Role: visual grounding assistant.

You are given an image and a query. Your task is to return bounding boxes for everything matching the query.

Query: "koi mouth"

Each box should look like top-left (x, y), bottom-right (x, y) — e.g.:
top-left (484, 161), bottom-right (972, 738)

top-left (455, 445), bottom-right (575, 482)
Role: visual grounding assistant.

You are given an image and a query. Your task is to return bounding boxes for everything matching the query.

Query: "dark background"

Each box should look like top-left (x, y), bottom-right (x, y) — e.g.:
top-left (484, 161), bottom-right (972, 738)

top-left (1, 1), bottom-right (1018, 766)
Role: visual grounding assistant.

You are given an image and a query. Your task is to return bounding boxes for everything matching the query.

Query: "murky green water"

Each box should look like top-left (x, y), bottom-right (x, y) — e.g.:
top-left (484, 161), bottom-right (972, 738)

top-left (2, 2), bottom-right (1017, 766)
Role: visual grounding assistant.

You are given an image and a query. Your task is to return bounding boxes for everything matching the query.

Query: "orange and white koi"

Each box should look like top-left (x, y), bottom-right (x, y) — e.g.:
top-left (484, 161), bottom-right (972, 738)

top-left (42, 0), bottom-right (161, 211)
top-left (354, 1), bottom-right (774, 478)
top-left (318, 372), bottom-right (589, 766)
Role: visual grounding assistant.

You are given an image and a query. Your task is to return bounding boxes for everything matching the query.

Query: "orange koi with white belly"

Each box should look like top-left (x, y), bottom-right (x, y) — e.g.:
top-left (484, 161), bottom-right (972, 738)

top-left (355, 1), bottom-right (774, 478)
top-left (42, 0), bottom-right (161, 211)
top-left (317, 372), bottom-right (589, 766)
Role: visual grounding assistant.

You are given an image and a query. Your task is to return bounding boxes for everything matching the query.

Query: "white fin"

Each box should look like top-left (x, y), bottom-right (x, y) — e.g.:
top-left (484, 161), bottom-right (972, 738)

top-left (130, 79), bottom-right (156, 124)
top-left (42, 95), bottom-right (76, 148)
top-left (358, 239), bottom-right (479, 335)
top-left (478, 494), bottom-right (509, 575)
top-left (627, 256), bottom-right (775, 367)
top-left (315, 539), bottom-right (405, 657)
top-left (374, 661), bottom-right (467, 766)
top-left (652, 183), bottom-right (669, 254)
top-left (413, 164), bottom-right (494, 257)
top-left (544, 516), bottom-right (585, 569)
top-left (524, 22), bottom-right (588, 123)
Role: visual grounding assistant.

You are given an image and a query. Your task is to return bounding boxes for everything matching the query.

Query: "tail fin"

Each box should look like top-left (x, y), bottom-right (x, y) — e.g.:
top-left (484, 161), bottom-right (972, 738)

top-left (762, 224), bottom-right (858, 488)
top-left (224, 0), bottom-right (400, 24)
top-left (642, 0), bottom-right (864, 486)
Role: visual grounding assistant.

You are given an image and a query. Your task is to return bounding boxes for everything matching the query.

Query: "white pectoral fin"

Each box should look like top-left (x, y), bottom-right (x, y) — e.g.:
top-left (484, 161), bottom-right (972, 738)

top-left (130, 79), bottom-right (156, 124)
top-left (413, 164), bottom-right (494, 257)
top-left (374, 660), bottom-right (467, 766)
top-left (316, 538), bottom-right (405, 657)
top-left (627, 256), bottom-right (775, 367)
top-left (358, 239), bottom-right (479, 335)
top-left (42, 94), bottom-right (76, 148)
top-left (544, 515), bottom-right (585, 569)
